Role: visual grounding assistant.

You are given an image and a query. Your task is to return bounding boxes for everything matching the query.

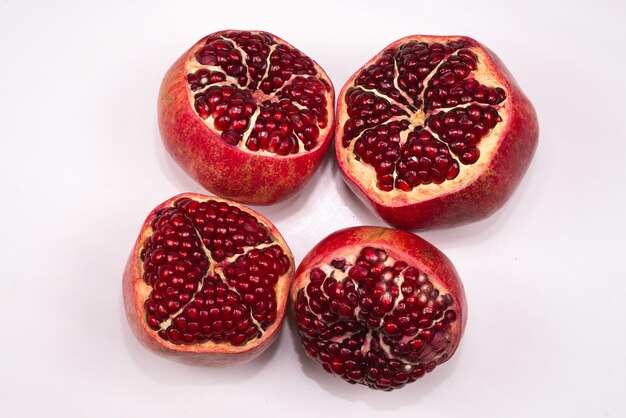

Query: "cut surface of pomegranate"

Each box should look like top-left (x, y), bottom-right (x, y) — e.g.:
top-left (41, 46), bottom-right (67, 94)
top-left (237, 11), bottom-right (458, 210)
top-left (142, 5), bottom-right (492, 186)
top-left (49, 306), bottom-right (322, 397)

top-left (335, 35), bottom-right (538, 229)
top-left (291, 226), bottom-right (467, 391)
top-left (123, 193), bottom-right (295, 366)
top-left (159, 30), bottom-right (335, 205)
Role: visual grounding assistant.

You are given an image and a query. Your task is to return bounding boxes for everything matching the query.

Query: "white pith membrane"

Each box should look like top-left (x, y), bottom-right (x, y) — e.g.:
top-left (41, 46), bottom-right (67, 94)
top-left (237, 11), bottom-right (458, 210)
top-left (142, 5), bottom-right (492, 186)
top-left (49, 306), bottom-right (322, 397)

top-left (294, 245), bottom-right (458, 388)
top-left (134, 196), bottom-right (291, 351)
top-left (184, 30), bottom-right (334, 156)
top-left (337, 37), bottom-right (510, 205)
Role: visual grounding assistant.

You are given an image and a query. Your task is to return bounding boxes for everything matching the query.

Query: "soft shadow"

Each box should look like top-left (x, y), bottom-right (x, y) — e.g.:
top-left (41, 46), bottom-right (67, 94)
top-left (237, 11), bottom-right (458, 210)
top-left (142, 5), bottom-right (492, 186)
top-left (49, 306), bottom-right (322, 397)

top-left (250, 149), bottom-right (336, 224)
top-left (422, 135), bottom-right (548, 250)
top-left (421, 196), bottom-right (524, 251)
top-left (331, 156), bottom-right (386, 227)
top-left (119, 298), bottom-right (280, 385)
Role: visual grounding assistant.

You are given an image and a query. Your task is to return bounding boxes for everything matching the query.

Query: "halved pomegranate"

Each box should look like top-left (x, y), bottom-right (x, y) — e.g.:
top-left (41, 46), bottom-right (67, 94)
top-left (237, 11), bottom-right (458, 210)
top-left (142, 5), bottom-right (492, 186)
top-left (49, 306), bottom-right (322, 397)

top-left (336, 35), bottom-right (538, 229)
top-left (291, 226), bottom-right (467, 391)
top-left (158, 30), bottom-right (335, 205)
top-left (123, 193), bottom-right (295, 366)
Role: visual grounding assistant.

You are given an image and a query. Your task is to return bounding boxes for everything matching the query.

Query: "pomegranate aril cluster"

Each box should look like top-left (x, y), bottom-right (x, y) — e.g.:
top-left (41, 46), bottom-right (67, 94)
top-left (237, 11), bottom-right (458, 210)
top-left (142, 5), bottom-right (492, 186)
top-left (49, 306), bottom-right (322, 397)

top-left (175, 197), bottom-right (270, 261)
top-left (424, 49), bottom-right (505, 110)
top-left (247, 77), bottom-right (328, 154)
top-left (223, 245), bottom-right (290, 329)
top-left (187, 30), bottom-right (330, 155)
top-left (281, 77), bottom-right (329, 130)
top-left (342, 89), bottom-right (407, 144)
top-left (342, 39), bottom-right (507, 192)
top-left (354, 48), bottom-right (411, 109)
top-left (194, 86), bottom-right (256, 145)
top-left (141, 208), bottom-right (209, 331)
top-left (395, 41), bottom-right (467, 109)
top-left (194, 37), bottom-right (246, 79)
top-left (353, 120), bottom-right (409, 191)
top-left (140, 197), bottom-right (288, 347)
top-left (428, 105), bottom-right (502, 164)
top-left (293, 246), bottom-right (458, 390)
top-left (167, 273), bottom-right (259, 346)
top-left (222, 31), bottom-right (273, 89)
top-left (187, 69), bottom-right (226, 92)
top-left (395, 129), bottom-right (460, 190)
top-left (261, 43), bottom-right (317, 94)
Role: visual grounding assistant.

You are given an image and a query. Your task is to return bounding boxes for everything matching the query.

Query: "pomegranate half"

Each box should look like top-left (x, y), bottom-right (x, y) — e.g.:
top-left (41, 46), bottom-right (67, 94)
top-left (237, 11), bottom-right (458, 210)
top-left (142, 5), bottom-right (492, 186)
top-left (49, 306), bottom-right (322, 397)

top-left (158, 30), bottom-right (335, 205)
top-left (123, 193), bottom-right (295, 366)
top-left (291, 226), bottom-right (467, 391)
top-left (335, 35), bottom-right (538, 229)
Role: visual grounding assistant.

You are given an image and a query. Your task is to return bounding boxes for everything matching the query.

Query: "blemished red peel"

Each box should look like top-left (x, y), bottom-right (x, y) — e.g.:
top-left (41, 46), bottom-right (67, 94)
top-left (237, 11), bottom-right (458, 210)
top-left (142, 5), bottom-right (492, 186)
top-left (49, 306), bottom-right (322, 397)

top-left (335, 35), bottom-right (538, 230)
top-left (159, 30), bottom-right (335, 205)
top-left (291, 226), bottom-right (467, 391)
top-left (123, 193), bottom-right (295, 366)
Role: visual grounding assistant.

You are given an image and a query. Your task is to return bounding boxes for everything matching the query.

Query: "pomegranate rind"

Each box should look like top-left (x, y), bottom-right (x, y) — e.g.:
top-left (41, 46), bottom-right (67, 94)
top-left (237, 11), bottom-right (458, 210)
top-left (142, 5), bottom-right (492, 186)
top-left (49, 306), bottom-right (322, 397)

top-left (123, 192), bottom-right (295, 366)
top-left (158, 30), bottom-right (335, 205)
top-left (290, 226), bottom-right (467, 385)
top-left (335, 35), bottom-right (538, 230)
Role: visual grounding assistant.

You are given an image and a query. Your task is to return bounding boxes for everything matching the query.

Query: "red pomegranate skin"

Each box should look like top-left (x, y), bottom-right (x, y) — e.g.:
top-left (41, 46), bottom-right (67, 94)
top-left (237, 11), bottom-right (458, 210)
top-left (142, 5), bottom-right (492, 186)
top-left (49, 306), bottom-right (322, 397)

top-left (158, 30), bottom-right (335, 205)
top-left (335, 36), bottom-right (539, 230)
top-left (123, 193), bottom-right (295, 366)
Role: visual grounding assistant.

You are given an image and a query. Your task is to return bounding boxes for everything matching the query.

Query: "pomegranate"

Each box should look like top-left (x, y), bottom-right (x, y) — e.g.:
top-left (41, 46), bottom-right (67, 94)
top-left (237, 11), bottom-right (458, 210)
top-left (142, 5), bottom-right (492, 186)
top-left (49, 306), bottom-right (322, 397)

top-left (158, 30), bottom-right (335, 205)
top-left (335, 35), bottom-right (538, 229)
top-left (123, 193), bottom-right (295, 366)
top-left (291, 226), bottom-right (467, 391)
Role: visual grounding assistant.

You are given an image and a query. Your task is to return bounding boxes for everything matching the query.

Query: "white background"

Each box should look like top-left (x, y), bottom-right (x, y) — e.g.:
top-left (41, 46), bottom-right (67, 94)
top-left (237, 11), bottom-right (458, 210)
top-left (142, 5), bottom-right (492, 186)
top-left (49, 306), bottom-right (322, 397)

top-left (1, 1), bottom-right (625, 416)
